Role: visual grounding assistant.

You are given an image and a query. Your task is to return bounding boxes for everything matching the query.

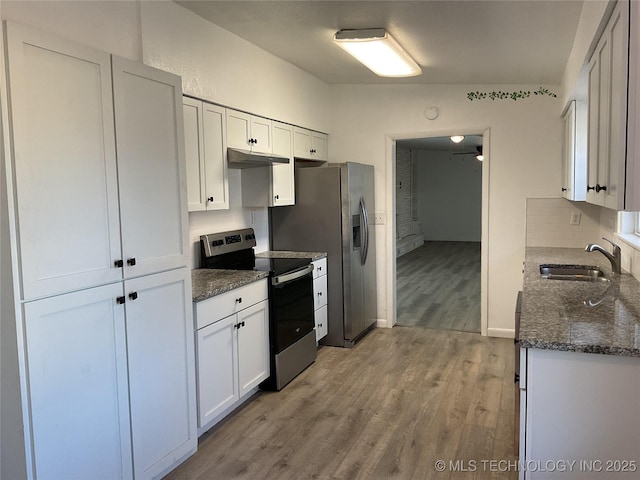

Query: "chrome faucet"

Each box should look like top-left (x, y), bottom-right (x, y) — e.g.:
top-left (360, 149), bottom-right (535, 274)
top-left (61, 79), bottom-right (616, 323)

top-left (585, 238), bottom-right (621, 275)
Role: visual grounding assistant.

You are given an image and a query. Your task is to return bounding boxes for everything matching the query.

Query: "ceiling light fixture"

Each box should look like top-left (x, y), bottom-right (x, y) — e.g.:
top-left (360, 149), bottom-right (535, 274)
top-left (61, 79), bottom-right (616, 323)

top-left (333, 28), bottom-right (422, 78)
top-left (450, 135), bottom-right (465, 144)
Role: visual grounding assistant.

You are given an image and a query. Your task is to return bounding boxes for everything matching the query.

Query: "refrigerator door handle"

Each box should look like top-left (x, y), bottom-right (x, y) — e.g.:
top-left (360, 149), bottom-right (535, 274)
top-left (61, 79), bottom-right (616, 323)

top-left (360, 198), bottom-right (370, 266)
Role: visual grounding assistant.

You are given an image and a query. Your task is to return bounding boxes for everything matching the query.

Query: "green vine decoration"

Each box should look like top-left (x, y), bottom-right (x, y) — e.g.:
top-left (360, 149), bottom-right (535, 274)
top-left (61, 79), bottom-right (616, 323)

top-left (467, 87), bottom-right (557, 101)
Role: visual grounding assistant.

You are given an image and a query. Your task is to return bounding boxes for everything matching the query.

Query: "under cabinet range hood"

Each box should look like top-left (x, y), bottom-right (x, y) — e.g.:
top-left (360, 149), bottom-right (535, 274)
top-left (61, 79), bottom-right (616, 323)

top-left (227, 147), bottom-right (290, 169)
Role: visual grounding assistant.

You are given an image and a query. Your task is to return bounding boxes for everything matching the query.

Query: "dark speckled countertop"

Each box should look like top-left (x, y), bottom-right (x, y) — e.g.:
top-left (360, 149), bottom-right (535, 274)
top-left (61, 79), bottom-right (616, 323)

top-left (256, 250), bottom-right (327, 261)
top-left (521, 247), bottom-right (640, 357)
top-left (191, 269), bottom-right (268, 303)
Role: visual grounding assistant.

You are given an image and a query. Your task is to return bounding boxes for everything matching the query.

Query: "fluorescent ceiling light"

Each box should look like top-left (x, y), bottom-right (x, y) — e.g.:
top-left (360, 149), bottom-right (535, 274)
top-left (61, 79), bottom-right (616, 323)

top-left (450, 135), bottom-right (465, 144)
top-left (333, 29), bottom-right (422, 78)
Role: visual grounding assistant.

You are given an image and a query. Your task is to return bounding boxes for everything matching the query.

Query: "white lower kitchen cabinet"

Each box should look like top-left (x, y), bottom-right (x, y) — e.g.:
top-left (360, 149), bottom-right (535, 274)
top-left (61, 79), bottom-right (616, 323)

top-left (195, 279), bottom-right (270, 434)
top-left (124, 268), bottom-right (197, 480)
top-left (312, 258), bottom-right (328, 341)
top-left (23, 283), bottom-right (133, 480)
top-left (519, 348), bottom-right (640, 479)
top-left (20, 269), bottom-right (196, 480)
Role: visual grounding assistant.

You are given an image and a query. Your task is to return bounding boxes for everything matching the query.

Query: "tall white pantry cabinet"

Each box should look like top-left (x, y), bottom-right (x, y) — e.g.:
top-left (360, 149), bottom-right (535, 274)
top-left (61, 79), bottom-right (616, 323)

top-left (1, 22), bottom-right (197, 480)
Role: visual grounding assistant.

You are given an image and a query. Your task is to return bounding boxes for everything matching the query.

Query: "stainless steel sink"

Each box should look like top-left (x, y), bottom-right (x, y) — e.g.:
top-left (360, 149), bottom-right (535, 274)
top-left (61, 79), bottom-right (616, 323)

top-left (539, 264), bottom-right (609, 282)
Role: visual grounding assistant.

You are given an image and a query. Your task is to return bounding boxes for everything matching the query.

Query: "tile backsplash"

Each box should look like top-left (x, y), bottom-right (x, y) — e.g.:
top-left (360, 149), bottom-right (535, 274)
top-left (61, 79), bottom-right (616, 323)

top-left (526, 198), bottom-right (604, 248)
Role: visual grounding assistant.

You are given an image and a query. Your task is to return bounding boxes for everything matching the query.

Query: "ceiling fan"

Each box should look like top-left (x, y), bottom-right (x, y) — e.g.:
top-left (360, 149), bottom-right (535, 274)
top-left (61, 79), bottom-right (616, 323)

top-left (452, 145), bottom-right (482, 156)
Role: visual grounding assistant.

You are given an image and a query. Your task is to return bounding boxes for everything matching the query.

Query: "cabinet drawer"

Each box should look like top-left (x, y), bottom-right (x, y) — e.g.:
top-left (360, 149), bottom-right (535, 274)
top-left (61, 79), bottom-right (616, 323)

top-left (313, 274), bottom-right (327, 310)
top-left (315, 305), bottom-right (328, 341)
top-left (195, 279), bottom-right (268, 330)
top-left (312, 258), bottom-right (327, 279)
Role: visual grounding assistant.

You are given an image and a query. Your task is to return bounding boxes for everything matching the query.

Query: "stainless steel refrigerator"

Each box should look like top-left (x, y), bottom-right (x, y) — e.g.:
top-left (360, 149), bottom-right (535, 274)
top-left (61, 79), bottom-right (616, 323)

top-left (269, 162), bottom-right (377, 347)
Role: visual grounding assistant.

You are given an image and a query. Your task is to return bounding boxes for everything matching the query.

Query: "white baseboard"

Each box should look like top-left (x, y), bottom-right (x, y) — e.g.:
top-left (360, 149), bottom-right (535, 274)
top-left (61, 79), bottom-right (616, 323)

top-left (376, 318), bottom-right (390, 328)
top-left (487, 327), bottom-right (515, 339)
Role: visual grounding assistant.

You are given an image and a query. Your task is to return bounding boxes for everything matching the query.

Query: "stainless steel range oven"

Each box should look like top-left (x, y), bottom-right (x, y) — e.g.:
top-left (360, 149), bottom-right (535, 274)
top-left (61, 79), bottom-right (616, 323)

top-left (200, 228), bottom-right (316, 391)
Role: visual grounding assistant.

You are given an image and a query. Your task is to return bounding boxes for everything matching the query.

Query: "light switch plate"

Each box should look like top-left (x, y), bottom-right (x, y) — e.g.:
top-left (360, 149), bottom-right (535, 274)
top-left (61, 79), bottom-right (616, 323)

top-left (373, 212), bottom-right (386, 225)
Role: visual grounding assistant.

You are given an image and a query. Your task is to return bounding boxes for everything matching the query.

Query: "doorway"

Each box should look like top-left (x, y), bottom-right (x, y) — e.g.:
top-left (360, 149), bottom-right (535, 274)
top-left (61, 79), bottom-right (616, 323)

top-left (394, 135), bottom-right (483, 333)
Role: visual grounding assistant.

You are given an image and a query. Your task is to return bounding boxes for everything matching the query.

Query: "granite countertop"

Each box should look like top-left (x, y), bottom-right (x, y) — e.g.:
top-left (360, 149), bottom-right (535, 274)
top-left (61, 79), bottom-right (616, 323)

top-left (191, 269), bottom-right (268, 303)
top-left (256, 250), bottom-right (327, 261)
top-left (520, 247), bottom-right (640, 357)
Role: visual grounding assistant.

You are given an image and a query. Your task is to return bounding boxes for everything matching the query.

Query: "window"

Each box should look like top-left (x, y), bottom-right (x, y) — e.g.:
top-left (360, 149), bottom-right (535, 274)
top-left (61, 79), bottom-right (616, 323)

top-left (635, 212), bottom-right (640, 237)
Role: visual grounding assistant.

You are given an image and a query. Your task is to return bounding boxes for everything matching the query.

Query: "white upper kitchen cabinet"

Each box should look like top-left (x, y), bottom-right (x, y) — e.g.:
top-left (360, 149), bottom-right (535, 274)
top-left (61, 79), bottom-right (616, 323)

top-left (561, 100), bottom-right (587, 201)
top-left (4, 22), bottom-right (123, 300)
top-left (22, 283), bottom-right (133, 480)
top-left (124, 268), bottom-right (197, 480)
top-left (182, 98), bottom-right (229, 211)
top-left (271, 121), bottom-right (295, 206)
top-left (293, 127), bottom-right (328, 161)
top-left (586, 0), bottom-right (639, 211)
top-left (112, 56), bottom-right (189, 279)
top-left (242, 120), bottom-right (295, 207)
top-left (4, 24), bottom-right (189, 300)
top-left (226, 108), bottom-right (272, 154)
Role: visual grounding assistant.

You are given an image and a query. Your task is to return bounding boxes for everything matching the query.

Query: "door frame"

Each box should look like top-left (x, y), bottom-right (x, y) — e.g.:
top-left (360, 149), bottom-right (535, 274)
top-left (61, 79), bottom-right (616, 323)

top-left (385, 128), bottom-right (490, 336)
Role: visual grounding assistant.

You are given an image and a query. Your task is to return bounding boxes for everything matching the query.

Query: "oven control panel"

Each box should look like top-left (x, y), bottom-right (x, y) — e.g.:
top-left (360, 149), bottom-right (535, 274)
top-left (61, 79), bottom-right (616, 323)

top-left (200, 228), bottom-right (257, 258)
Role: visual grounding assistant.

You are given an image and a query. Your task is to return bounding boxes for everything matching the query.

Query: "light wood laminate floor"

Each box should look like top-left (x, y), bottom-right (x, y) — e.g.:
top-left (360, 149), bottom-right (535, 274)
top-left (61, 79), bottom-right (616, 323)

top-left (165, 327), bottom-right (517, 480)
top-left (397, 241), bottom-right (481, 332)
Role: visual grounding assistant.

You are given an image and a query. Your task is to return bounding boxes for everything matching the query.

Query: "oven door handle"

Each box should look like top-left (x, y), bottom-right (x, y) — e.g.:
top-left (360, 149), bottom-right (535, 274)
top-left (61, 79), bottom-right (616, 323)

top-left (272, 264), bottom-right (314, 286)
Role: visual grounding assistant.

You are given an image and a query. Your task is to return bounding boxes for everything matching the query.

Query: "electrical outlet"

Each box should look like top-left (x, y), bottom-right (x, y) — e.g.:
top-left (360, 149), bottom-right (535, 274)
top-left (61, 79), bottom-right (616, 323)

top-left (570, 212), bottom-right (581, 225)
top-left (373, 212), bottom-right (386, 225)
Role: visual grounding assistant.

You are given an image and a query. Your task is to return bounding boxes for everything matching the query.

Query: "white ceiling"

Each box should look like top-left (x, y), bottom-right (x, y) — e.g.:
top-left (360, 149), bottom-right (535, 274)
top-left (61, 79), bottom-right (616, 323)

top-left (175, 0), bottom-right (584, 86)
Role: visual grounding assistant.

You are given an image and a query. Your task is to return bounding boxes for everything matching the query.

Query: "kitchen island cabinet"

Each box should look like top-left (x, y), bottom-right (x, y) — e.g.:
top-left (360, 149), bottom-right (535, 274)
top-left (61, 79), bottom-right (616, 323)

top-left (183, 97), bottom-right (229, 211)
top-left (193, 275), bottom-right (270, 434)
top-left (3, 22), bottom-right (196, 479)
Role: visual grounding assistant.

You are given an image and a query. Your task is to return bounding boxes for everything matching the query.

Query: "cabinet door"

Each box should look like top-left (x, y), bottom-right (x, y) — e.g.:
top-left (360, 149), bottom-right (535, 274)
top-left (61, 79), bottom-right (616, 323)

top-left (561, 101), bottom-right (576, 200)
top-left (5, 22), bottom-right (122, 300)
top-left (272, 121), bottom-right (295, 206)
top-left (237, 300), bottom-right (270, 397)
top-left (293, 127), bottom-right (312, 158)
top-left (605, 3), bottom-right (629, 210)
top-left (226, 109), bottom-right (252, 150)
top-left (182, 97), bottom-right (207, 212)
top-left (23, 283), bottom-right (132, 480)
top-left (311, 131), bottom-right (328, 161)
top-left (587, 34), bottom-right (610, 207)
top-left (202, 103), bottom-right (229, 210)
top-left (112, 56), bottom-right (189, 280)
top-left (315, 305), bottom-right (328, 341)
top-left (196, 315), bottom-right (239, 427)
top-left (124, 269), bottom-right (196, 480)
top-left (250, 115), bottom-right (272, 154)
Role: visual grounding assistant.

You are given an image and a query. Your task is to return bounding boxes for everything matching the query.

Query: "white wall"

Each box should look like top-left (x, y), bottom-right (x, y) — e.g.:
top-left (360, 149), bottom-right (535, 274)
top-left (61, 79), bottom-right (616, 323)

top-left (415, 150), bottom-right (482, 242)
top-left (561, 0), bottom-right (613, 106)
top-left (139, 1), bottom-right (332, 133)
top-left (2, 0), bottom-right (142, 61)
top-left (328, 84), bottom-right (563, 335)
